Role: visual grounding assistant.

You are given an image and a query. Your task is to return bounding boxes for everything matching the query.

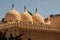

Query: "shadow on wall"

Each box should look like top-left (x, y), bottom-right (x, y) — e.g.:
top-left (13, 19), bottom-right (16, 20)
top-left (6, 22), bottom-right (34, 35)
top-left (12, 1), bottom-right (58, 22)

top-left (0, 29), bottom-right (31, 40)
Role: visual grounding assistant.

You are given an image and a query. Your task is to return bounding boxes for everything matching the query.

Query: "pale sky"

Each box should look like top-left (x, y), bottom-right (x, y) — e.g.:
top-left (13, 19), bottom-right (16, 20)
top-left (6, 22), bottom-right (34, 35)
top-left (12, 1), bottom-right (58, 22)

top-left (0, 0), bottom-right (60, 20)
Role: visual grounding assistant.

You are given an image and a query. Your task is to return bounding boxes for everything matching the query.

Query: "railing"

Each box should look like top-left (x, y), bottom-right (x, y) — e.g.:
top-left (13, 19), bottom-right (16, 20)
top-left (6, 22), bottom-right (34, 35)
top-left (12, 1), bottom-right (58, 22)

top-left (0, 22), bottom-right (60, 32)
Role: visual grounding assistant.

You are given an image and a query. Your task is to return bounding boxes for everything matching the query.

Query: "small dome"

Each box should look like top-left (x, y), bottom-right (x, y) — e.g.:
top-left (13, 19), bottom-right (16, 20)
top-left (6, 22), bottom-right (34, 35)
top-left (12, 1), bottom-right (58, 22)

top-left (32, 8), bottom-right (44, 23)
top-left (21, 6), bottom-right (33, 22)
top-left (4, 4), bottom-right (21, 22)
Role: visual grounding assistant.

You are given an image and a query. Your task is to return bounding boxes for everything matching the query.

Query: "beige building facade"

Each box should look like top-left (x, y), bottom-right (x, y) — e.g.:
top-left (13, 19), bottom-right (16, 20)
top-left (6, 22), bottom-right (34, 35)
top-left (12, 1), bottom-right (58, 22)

top-left (0, 4), bottom-right (60, 40)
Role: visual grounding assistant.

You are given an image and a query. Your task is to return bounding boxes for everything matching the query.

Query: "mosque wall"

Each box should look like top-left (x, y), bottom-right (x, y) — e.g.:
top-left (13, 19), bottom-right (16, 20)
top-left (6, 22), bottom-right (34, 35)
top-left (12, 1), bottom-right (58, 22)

top-left (50, 16), bottom-right (60, 25)
top-left (0, 28), bottom-right (60, 40)
top-left (21, 29), bottom-right (60, 40)
top-left (0, 22), bottom-right (60, 40)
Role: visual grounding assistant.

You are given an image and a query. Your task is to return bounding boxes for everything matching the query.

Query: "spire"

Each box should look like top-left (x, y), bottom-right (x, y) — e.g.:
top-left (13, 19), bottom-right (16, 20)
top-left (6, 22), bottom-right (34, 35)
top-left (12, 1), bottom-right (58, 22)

top-left (11, 3), bottom-right (14, 10)
top-left (24, 5), bottom-right (26, 12)
top-left (36, 8), bottom-right (37, 12)
top-left (35, 8), bottom-right (38, 13)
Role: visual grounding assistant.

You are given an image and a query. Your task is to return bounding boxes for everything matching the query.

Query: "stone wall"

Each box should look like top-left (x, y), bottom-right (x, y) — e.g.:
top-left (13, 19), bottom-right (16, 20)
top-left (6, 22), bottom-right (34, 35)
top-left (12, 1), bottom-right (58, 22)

top-left (0, 22), bottom-right (60, 40)
top-left (1, 28), bottom-right (60, 40)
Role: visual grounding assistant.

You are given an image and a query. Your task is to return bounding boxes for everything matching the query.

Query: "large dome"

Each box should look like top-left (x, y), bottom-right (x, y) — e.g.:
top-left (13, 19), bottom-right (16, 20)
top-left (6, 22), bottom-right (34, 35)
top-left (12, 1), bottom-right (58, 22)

top-left (32, 8), bottom-right (44, 23)
top-left (4, 9), bottom-right (21, 22)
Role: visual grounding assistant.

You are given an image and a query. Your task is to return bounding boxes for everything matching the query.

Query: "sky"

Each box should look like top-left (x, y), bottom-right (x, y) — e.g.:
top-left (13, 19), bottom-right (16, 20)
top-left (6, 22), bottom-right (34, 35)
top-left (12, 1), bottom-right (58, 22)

top-left (0, 0), bottom-right (60, 20)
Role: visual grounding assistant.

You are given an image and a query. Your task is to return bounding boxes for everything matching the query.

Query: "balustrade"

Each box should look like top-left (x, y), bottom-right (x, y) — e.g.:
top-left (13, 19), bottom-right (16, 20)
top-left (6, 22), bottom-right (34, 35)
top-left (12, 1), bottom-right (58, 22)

top-left (0, 22), bottom-right (60, 31)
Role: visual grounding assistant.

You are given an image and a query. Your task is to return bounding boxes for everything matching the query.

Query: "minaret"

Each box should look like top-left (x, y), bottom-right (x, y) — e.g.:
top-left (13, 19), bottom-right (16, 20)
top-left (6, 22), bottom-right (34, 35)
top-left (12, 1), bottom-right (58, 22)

top-left (11, 3), bottom-right (14, 10)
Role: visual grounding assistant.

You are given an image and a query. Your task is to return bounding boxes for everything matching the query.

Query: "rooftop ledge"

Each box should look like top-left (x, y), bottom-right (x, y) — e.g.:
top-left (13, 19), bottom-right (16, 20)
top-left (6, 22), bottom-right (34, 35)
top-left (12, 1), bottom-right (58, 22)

top-left (0, 22), bottom-right (60, 33)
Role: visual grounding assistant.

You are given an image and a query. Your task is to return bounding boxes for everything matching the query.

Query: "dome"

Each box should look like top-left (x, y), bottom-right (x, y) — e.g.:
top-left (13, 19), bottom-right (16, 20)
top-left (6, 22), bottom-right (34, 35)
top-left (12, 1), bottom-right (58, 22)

top-left (32, 8), bottom-right (44, 23)
top-left (21, 6), bottom-right (33, 22)
top-left (4, 4), bottom-right (21, 22)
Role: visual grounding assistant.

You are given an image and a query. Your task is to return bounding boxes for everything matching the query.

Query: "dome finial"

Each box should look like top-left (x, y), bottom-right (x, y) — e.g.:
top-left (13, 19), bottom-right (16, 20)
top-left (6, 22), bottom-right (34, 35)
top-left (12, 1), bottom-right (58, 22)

top-left (11, 3), bottom-right (14, 10)
top-left (36, 8), bottom-right (37, 12)
top-left (24, 5), bottom-right (26, 12)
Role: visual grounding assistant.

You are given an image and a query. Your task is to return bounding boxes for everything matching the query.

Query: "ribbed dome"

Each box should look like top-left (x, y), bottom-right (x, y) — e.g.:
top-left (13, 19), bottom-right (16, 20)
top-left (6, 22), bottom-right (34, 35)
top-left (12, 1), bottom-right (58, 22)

top-left (21, 10), bottom-right (33, 22)
top-left (4, 9), bottom-right (21, 22)
top-left (4, 4), bottom-right (21, 22)
top-left (32, 8), bottom-right (44, 23)
top-left (21, 6), bottom-right (33, 22)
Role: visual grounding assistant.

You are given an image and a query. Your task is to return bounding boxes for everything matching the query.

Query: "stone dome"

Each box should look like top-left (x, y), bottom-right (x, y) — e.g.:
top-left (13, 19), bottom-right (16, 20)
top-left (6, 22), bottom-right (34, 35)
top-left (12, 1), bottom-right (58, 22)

top-left (32, 8), bottom-right (44, 23)
top-left (4, 4), bottom-right (21, 22)
top-left (21, 6), bottom-right (33, 22)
